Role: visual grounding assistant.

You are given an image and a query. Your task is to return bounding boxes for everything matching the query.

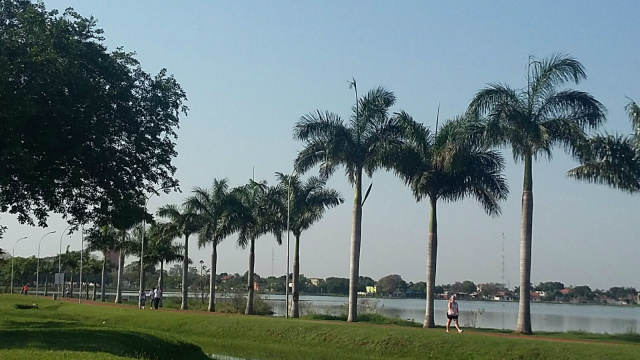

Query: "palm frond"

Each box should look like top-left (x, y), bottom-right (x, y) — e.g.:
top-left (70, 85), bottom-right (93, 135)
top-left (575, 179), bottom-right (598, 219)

top-left (536, 90), bottom-right (606, 130)
top-left (529, 53), bottom-right (586, 101)
top-left (625, 99), bottom-right (640, 141)
top-left (396, 114), bottom-right (509, 214)
top-left (568, 134), bottom-right (640, 193)
top-left (277, 173), bottom-right (344, 236)
top-left (294, 111), bottom-right (345, 141)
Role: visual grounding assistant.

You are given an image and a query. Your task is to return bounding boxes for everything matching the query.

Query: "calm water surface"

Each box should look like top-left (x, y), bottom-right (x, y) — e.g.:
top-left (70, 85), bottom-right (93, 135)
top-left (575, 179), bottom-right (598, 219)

top-left (264, 295), bottom-right (640, 334)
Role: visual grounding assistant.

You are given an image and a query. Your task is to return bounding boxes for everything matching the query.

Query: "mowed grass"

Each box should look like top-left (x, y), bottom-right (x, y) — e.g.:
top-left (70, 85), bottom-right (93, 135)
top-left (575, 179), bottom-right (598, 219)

top-left (0, 295), bottom-right (638, 359)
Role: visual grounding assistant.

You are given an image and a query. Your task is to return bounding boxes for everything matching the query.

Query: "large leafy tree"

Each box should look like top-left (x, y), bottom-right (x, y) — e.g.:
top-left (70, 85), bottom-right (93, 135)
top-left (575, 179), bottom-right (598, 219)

top-left (293, 82), bottom-right (408, 321)
top-left (157, 204), bottom-right (200, 310)
top-left (233, 180), bottom-right (283, 315)
top-left (468, 54), bottom-right (606, 334)
top-left (85, 225), bottom-right (118, 302)
top-left (276, 173), bottom-right (343, 317)
top-left (394, 115), bottom-right (508, 328)
top-left (0, 0), bottom-right (186, 229)
top-left (569, 100), bottom-right (640, 192)
top-left (185, 178), bottom-right (238, 312)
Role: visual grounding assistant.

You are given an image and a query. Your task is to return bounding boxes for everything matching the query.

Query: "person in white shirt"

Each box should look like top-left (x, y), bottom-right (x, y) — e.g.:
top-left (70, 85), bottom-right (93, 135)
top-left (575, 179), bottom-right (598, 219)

top-left (446, 295), bottom-right (463, 333)
top-left (154, 287), bottom-right (162, 310)
top-left (149, 287), bottom-right (155, 310)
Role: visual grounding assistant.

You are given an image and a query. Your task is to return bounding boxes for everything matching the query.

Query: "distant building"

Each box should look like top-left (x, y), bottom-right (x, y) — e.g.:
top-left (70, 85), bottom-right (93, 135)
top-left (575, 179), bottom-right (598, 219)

top-left (308, 278), bottom-right (323, 287)
top-left (493, 291), bottom-right (514, 301)
top-left (530, 292), bottom-right (542, 302)
top-left (220, 274), bottom-right (235, 283)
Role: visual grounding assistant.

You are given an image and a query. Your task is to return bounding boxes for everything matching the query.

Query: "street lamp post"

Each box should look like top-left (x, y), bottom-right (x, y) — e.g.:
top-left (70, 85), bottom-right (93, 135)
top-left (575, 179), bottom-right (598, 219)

top-left (11, 236), bottom-right (28, 294)
top-left (139, 186), bottom-right (169, 309)
top-left (36, 231), bottom-right (56, 297)
top-left (79, 225), bottom-right (84, 303)
top-left (59, 225), bottom-right (71, 298)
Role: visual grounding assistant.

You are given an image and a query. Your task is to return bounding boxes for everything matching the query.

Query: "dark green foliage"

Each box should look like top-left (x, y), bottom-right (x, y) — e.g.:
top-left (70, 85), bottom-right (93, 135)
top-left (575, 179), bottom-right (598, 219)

top-left (569, 100), bottom-right (640, 192)
top-left (0, 0), bottom-right (187, 228)
top-left (376, 274), bottom-right (407, 296)
top-left (325, 277), bottom-right (349, 294)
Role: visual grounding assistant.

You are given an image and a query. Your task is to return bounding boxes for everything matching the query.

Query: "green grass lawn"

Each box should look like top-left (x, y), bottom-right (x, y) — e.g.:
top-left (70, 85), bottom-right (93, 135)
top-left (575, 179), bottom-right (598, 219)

top-left (0, 295), bottom-right (638, 360)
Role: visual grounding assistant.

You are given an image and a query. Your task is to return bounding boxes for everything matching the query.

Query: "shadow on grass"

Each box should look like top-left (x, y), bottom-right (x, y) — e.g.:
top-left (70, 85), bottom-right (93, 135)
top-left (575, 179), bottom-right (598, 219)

top-left (0, 324), bottom-right (210, 360)
top-left (538, 330), bottom-right (640, 345)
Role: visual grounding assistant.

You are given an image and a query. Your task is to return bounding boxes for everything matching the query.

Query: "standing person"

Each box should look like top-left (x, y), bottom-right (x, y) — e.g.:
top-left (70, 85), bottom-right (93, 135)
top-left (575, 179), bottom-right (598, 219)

top-left (154, 287), bottom-right (162, 310)
top-left (149, 287), bottom-right (156, 309)
top-left (140, 289), bottom-right (146, 309)
top-left (446, 295), bottom-right (463, 333)
top-left (22, 284), bottom-right (28, 296)
top-left (65, 284), bottom-right (72, 299)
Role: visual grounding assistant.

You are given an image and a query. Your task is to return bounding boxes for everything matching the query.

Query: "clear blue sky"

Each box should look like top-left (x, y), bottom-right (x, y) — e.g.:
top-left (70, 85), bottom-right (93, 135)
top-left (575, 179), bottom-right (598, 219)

top-left (4, 0), bottom-right (639, 290)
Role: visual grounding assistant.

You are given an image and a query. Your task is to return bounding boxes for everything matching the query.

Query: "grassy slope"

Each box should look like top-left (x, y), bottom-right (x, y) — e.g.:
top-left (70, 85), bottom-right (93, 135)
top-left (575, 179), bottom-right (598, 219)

top-left (0, 295), bottom-right (637, 360)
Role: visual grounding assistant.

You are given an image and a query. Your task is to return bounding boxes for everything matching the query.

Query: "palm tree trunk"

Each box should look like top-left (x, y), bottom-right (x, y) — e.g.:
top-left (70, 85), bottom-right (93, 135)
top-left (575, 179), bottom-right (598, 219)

top-left (158, 261), bottom-right (164, 290)
top-left (516, 153), bottom-right (533, 334)
top-left (85, 278), bottom-right (89, 299)
top-left (101, 254), bottom-right (106, 302)
top-left (292, 233), bottom-right (301, 318)
top-left (423, 197), bottom-right (438, 328)
top-left (348, 170), bottom-right (363, 322)
top-left (208, 242), bottom-right (218, 312)
top-left (245, 237), bottom-right (255, 315)
top-left (92, 281), bottom-right (97, 301)
top-left (181, 234), bottom-right (189, 310)
top-left (115, 250), bottom-right (124, 303)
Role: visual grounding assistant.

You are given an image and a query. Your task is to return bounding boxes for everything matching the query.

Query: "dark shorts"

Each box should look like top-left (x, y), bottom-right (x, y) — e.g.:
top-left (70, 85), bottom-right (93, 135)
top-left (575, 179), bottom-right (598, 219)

top-left (447, 314), bottom-right (458, 320)
top-left (141, 299), bottom-right (146, 305)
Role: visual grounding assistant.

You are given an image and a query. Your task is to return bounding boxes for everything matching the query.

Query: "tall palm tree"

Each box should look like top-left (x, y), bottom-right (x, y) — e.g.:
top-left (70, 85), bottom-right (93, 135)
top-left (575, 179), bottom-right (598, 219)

top-left (157, 203), bottom-right (200, 310)
top-left (146, 222), bottom-right (184, 296)
top-left (113, 228), bottom-right (136, 304)
top-left (85, 225), bottom-right (118, 302)
top-left (467, 54), bottom-right (606, 334)
top-left (293, 83), bottom-right (408, 321)
top-left (276, 173), bottom-right (343, 317)
top-left (82, 255), bottom-right (102, 300)
top-left (185, 178), bottom-right (239, 312)
top-left (393, 114), bottom-right (508, 328)
top-left (107, 201), bottom-right (148, 304)
top-left (62, 246), bottom-right (80, 297)
top-left (234, 180), bottom-right (283, 315)
top-left (568, 100), bottom-right (640, 192)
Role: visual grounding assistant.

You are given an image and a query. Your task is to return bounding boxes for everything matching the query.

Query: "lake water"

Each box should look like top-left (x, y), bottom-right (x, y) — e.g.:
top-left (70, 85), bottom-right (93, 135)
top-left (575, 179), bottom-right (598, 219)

top-left (263, 295), bottom-right (640, 334)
